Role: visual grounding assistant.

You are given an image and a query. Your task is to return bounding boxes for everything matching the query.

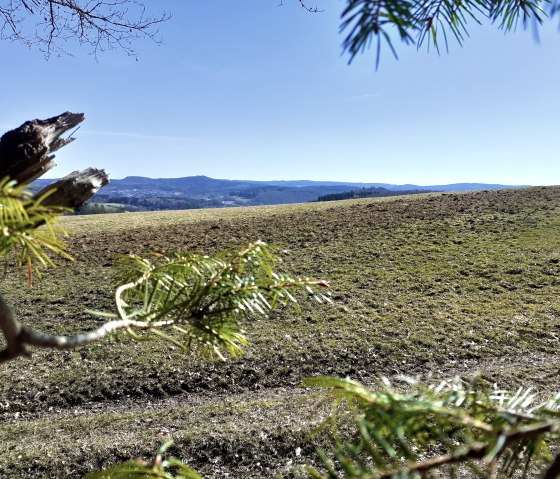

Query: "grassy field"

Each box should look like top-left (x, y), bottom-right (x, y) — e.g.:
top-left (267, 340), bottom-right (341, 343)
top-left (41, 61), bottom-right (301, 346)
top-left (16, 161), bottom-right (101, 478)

top-left (1, 186), bottom-right (559, 477)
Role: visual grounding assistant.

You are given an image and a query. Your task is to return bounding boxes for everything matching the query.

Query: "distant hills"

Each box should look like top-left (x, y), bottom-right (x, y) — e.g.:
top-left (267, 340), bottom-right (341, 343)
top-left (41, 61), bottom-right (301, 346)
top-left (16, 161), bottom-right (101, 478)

top-left (32, 175), bottom-right (529, 211)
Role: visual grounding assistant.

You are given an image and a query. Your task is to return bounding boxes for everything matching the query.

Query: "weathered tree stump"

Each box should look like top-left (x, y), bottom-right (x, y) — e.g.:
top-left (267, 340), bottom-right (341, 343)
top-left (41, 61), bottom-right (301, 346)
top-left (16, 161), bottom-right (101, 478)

top-left (0, 112), bottom-right (109, 208)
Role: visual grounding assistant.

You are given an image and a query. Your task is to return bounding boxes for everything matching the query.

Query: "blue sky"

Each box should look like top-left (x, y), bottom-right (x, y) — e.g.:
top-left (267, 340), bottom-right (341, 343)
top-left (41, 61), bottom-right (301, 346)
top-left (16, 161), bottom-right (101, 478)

top-left (0, 1), bottom-right (558, 185)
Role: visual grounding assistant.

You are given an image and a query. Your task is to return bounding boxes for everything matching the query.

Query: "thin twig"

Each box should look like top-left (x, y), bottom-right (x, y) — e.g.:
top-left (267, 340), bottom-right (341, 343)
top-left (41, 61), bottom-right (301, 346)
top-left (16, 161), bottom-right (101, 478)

top-left (278, 0), bottom-right (323, 13)
top-left (0, 293), bottom-right (170, 363)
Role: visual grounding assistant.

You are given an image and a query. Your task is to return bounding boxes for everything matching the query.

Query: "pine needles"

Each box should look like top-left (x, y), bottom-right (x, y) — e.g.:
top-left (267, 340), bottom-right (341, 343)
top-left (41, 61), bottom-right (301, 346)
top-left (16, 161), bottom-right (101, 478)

top-left (340, 0), bottom-right (554, 67)
top-left (110, 240), bottom-right (331, 359)
top-left (301, 376), bottom-right (560, 478)
top-left (0, 177), bottom-right (71, 283)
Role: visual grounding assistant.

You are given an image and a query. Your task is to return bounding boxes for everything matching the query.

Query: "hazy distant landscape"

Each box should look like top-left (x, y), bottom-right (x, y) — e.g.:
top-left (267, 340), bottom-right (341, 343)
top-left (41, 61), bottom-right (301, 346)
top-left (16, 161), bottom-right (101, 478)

top-left (35, 175), bottom-right (529, 211)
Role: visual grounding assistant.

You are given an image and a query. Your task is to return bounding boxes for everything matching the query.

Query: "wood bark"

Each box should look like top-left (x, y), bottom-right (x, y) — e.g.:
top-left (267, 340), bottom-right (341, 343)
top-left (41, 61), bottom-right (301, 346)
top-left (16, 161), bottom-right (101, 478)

top-left (0, 111), bottom-right (109, 209)
top-left (0, 112), bottom-right (84, 184)
top-left (37, 167), bottom-right (109, 208)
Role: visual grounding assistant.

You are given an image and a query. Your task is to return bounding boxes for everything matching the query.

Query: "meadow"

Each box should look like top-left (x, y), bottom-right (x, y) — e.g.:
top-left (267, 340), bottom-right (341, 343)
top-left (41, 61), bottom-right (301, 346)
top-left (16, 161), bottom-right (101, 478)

top-left (0, 186), bottom-right (559, 478)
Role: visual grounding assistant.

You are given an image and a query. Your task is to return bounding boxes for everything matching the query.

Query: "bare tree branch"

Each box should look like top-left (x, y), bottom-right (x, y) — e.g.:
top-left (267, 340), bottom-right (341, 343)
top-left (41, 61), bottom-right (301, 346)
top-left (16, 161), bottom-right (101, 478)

top-left (0, 293), bottom-right (26, 361)
top-left (278, 0), bottom-right (323, 13)
top-left (0, 0), bottom-right (170, 57)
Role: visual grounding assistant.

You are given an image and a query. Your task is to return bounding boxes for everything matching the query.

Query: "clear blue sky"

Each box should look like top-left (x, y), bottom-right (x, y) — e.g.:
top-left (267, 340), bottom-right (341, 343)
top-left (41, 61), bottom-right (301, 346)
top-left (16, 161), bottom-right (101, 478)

top-left (0, 1), bottom-right (558, 185)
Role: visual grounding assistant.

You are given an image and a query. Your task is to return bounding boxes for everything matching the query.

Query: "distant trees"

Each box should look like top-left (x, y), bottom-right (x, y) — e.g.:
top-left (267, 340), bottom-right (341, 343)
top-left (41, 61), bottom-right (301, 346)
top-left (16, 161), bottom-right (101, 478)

top-left (92, 194), bottom-right (224, 211)
top-left (316, 187), bottom-right (429, 202)
top-left (74, 202), bottom-right (125, 214)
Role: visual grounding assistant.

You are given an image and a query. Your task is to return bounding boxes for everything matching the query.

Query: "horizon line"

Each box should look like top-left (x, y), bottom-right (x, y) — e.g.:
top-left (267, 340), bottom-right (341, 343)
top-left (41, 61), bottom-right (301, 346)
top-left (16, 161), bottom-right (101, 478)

top-left (36, 174), bottom-right (534, 187)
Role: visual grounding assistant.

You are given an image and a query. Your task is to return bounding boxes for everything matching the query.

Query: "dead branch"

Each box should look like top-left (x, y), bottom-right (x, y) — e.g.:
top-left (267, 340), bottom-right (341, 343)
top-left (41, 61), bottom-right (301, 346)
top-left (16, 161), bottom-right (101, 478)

top-left (37, 167), bottom-right (109, 209)
top-left (0, 112), bottom-right (109, 209)
top-left (0, 113), bottom-right (112, 362)
top-left (0, 0), bottom-right (170, 57)
top-left (0, 112), bottom-right (84, 184)
top-left (278, 0), bottom-right (323, 13)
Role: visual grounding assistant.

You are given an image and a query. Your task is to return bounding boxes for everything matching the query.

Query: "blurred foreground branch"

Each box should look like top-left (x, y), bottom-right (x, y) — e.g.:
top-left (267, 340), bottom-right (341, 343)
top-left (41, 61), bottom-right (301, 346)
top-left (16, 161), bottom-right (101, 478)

top-left (302, 376), bottom-right (560, 478)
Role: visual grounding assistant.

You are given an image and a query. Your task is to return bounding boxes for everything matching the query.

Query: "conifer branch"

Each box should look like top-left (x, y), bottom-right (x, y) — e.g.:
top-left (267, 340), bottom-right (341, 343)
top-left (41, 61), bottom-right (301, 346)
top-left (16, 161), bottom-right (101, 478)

top-left (302, 376), bottom-right (560, 478)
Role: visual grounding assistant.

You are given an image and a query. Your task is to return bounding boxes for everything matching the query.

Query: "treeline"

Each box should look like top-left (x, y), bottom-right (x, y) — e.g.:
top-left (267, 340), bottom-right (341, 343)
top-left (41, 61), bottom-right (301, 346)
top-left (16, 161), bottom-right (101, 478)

top-left (92, 195), bottom-right (224, 211)
top-left (73, 203), bottom-right (125, 215)
top-left (316, 187), bottom-right (430, 202)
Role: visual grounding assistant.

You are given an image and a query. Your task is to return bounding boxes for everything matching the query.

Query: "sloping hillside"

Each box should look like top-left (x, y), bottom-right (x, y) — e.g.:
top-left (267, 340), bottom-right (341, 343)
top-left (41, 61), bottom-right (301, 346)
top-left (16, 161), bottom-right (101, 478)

top-left (0, 187), bottom-right (559, 478)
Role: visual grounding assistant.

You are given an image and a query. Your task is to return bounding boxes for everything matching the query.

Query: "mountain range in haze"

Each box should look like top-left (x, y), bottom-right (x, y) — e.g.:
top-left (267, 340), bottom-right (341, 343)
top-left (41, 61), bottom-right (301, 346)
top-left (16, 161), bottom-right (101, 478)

top-left (33, 175), bottom-right (529, 211)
